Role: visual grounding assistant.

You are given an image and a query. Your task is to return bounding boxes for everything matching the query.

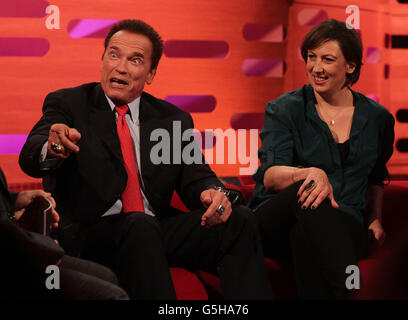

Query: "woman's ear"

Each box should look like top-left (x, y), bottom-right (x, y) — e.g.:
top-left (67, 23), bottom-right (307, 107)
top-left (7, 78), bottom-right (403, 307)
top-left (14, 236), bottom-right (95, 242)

top-left (346, 62), bottom-right (356, 74)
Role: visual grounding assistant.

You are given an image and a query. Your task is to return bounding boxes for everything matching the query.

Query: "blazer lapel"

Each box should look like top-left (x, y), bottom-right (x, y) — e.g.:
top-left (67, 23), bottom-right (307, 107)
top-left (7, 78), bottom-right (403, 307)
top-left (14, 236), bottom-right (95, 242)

top-left (139, 93), bottom-right (160, 185)
top-left (349, 90), bottom-right (369, 139)
top-left (139, 92), bottom-right (174, 209)
top-left (89, 85), bottom-right (124, 166)
top-left (348, 90), bottom-right (369, 161)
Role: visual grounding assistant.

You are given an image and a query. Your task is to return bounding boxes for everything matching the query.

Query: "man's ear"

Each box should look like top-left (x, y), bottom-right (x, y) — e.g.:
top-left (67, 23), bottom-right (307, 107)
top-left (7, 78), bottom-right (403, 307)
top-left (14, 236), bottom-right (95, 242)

top-left (146, 68), bottom-right (156, 85)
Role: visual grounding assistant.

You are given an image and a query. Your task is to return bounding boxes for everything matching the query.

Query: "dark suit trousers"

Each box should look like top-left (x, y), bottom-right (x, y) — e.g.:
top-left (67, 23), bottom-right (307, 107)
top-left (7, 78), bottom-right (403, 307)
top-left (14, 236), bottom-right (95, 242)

top-left (59, 255), bottom-right (129, 300)
top-left (79, 206), bottom-right (273, 300)
top-left (1, 218), bottom-right (128, 300)
top-left (254, 182), bottom-right (368, 300)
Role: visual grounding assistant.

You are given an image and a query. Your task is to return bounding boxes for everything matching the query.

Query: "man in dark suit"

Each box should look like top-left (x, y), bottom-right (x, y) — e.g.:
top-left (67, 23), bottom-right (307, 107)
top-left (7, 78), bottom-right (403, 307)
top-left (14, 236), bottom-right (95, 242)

top-left (19, 19), bottom-right (273, 299)
top-left (0, 167), bottom-right (129, 299)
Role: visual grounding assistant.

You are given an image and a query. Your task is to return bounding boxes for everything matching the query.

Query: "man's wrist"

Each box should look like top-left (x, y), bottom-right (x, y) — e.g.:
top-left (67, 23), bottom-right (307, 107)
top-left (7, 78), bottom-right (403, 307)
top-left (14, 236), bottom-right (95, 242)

top-left (7, 211), bottom-right (16, 223)
top-left (205, 184), bottom-right (241, 205)
top-left (206, 184), bottom-right (229, 196)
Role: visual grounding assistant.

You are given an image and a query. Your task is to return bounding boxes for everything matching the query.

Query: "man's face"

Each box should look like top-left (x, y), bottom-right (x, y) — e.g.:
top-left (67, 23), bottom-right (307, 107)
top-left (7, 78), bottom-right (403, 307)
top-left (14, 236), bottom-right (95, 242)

top-left (100, 30), bottom-right (156, 105)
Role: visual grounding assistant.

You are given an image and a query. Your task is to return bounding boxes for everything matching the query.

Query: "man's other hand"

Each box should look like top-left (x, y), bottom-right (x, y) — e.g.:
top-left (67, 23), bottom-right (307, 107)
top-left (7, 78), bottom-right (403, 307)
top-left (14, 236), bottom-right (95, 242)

top-left (200, 189), bottom-right (232, 228)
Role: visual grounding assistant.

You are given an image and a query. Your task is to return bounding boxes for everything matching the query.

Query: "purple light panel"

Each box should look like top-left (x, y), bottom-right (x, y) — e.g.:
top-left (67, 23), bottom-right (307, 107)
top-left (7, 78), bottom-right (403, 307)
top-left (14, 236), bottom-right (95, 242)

top-left (0, 38), bottom-right (49, 56)
top-left (0, 0), bottom-right (48, 17)
top-left (0, 134), bottom-right (27, 154)
top-left (67, 19), bottom-right (119, 39)
top-left (366, 47), bottom-right (381, 63)
top-left (298, 9), bottom-right (328, 26)
top-left (230, 113), bottom-right (264, 130)
top-left (164, 40), bottom-right (229, 58)
top-left (165, 95), bottom-right (216, 113)
top-left (366, 94), bottom-right (379, 103)
top-left (242, 24), bottom-right (284, 42)
top-left (242, 59), bottom-right (284, 77)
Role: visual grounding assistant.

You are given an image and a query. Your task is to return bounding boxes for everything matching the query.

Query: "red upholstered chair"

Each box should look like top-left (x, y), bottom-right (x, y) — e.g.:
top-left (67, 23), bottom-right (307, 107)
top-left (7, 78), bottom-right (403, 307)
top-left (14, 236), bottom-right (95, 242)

top-left (233, 176), bottom-right (408, 299)
top-left (169, 268), bottom-right (208, 300)
top-left (11, 178), bottom-right (408, 299)
top-left (171, 179), bottom-right (408, 299)
top-left (355, 180), bottom-right (408, 299)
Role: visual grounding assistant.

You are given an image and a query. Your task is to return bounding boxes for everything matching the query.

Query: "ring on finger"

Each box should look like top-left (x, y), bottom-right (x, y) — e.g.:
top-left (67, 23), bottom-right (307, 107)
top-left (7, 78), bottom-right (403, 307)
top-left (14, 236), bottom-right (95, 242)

top-left (305, 180), bottom-right (316, 191)
top-left (51, 142), bottom-right (63, 153)
top-left (216, 204), bottom-right (225, 215)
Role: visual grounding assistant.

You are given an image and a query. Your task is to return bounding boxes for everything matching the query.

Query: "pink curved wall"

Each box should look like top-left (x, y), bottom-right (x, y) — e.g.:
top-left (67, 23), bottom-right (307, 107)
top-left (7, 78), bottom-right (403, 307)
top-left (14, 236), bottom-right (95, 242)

top-left (0, 0), bottom-right (407, 184)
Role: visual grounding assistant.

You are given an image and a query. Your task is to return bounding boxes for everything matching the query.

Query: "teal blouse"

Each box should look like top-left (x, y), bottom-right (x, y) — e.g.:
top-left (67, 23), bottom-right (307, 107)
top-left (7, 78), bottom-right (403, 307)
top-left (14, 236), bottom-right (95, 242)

top-left (249, 85), bottom-right (395, 224)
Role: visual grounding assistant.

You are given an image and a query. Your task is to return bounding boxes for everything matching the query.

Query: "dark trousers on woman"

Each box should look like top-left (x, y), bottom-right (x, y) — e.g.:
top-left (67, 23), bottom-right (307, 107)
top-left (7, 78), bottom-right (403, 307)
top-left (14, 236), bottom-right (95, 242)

top-left (254, 181), bottom-right (368, 299)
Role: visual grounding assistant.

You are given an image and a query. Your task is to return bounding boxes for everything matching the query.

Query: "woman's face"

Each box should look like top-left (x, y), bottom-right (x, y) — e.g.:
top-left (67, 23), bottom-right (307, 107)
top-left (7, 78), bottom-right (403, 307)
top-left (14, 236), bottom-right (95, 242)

top-left (306, 40), bottom-right (356, 97)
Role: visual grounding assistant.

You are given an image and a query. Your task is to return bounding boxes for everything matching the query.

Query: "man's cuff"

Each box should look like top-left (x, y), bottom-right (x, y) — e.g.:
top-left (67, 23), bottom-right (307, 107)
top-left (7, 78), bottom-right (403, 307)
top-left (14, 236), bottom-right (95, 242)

top-left (40, 141), bottom-right (48, 162)
top-left (39, 141), bottom-right (64, 172)
top-left (205, 184), bottom-right (242, 206)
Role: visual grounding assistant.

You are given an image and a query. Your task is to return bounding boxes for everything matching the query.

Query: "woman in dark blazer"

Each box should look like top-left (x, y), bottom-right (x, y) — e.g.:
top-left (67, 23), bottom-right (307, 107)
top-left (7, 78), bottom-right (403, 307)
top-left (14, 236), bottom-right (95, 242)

top-left (249, 19), bottom-right (395, 299)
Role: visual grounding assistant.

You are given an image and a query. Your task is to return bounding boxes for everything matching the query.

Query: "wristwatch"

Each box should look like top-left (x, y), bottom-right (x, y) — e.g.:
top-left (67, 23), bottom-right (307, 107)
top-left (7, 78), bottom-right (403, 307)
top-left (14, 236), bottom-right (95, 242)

top-left (205, 184), bottom-right (241, 205)
top-left (7, 211), bottom-right (16, 222)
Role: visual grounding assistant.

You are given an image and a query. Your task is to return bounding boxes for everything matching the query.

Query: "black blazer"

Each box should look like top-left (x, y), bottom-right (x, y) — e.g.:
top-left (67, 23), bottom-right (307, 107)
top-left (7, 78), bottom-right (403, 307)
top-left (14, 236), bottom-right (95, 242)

top-left (19, 83), bottom-right (221, 249)
top-left (0, 169), bottom-right (17, 218)
top-left (0, 168), bottom-right (64, 298)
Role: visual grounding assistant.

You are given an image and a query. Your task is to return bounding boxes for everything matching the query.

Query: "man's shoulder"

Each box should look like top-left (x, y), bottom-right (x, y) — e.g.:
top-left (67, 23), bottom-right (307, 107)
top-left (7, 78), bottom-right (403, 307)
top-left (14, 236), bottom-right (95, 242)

top-left (47, 82), bottom-right (100, 98)
top-left (141, 91), bottom-right (191, 118)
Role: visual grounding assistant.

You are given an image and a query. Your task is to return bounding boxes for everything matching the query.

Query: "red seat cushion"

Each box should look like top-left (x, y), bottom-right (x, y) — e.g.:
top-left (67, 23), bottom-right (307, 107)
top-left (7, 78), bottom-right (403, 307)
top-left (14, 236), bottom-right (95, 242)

top-left (264, 258), bottom-right (298, 299)
top-left (170, 191), bottom-right (189, 213)
top-left (196, 270), bottom-right (223, 299)
top-left (170, 268), bottom-right (208, 300)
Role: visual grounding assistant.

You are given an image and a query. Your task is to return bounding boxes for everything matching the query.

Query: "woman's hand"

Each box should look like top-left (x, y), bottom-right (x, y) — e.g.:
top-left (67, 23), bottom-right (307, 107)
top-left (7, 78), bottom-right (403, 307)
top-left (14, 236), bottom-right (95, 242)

top-left (297, 167), bottom-right (339, 210)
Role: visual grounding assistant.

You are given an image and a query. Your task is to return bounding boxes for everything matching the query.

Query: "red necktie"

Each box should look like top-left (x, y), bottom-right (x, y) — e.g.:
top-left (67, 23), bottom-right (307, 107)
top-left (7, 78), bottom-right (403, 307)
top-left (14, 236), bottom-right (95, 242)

top-left (115, 105), bottom-right (145, 213)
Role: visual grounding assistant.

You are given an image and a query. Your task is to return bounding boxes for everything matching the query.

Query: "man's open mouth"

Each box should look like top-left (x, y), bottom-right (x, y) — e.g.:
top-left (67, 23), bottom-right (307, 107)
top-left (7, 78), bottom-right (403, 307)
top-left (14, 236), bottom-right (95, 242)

top-left (110, 78), bottom-right (128, 86)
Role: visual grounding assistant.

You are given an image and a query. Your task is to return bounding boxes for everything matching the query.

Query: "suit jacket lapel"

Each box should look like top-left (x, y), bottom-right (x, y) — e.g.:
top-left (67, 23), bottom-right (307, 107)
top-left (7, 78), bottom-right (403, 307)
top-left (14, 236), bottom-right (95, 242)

top-left (89, 85), bottom-right (124, 166)
top-left (139, 92), bottom-right (174, 211)
top-left (139, 92), bottom-right (160, 186)
top-left (88, 88), bottom-right (165, 209)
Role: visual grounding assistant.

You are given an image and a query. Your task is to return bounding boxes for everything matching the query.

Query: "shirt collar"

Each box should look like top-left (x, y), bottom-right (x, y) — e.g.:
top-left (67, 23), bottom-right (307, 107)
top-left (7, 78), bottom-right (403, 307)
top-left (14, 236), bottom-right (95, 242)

top-left (304, 84), bottom-right (358, 119)
top-left (304, 84), bottom-right (369, 140)
top-left (105, 95), bottom-right (141, 122)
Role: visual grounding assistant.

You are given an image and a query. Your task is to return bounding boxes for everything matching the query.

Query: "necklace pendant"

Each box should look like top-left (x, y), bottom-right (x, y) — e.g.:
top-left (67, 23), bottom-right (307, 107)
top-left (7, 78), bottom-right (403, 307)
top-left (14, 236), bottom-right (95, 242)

top-left (329, 120), bottom-right (335, 126)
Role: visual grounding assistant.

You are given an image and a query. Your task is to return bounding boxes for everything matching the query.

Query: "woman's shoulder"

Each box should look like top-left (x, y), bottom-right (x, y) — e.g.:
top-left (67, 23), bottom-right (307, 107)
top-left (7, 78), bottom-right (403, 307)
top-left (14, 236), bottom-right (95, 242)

top-left (265, 85), bottom-right (310, 116)
top-left (353, 90), bottom-right (394, 124)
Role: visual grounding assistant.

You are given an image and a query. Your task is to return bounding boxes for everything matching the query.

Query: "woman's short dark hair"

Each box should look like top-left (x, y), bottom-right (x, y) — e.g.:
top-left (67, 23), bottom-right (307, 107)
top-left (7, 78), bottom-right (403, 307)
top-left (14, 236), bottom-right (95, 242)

top-left (301, 19), bottom-right (363, 86)
top-left (104, 19), bottom-right (163, 71)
